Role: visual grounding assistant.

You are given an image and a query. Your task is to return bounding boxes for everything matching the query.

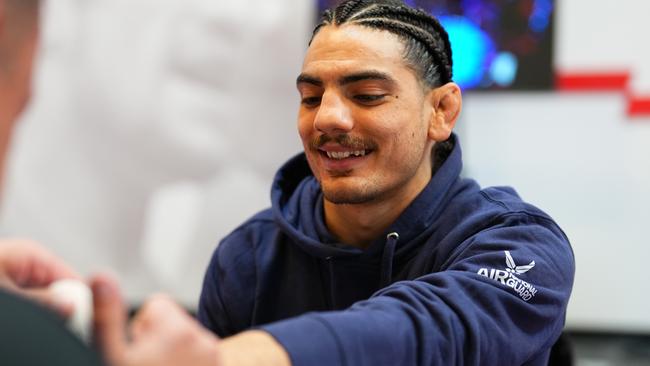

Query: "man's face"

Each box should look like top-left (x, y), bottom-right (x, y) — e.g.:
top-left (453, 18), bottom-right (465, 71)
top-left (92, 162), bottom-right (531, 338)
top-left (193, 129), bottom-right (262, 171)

top-left (297, 24), bottom-right (436, 205)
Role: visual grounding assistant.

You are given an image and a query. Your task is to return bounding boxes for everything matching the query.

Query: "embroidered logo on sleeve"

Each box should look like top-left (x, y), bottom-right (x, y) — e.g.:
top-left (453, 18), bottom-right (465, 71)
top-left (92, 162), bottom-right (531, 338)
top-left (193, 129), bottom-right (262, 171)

top-left (477, 251), bottom-right (538, 301)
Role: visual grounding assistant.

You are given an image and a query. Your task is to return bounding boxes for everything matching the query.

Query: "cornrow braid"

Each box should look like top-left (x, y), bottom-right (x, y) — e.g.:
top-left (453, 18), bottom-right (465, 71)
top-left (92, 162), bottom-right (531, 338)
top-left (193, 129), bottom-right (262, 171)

top-left (311, 0), bottom-right (453, 88)
top-left (334, 0), bottom-right (368, 23)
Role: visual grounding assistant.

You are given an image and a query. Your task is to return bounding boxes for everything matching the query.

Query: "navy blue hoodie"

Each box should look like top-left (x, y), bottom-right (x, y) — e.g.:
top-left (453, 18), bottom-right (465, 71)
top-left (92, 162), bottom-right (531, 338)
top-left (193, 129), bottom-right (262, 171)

top-left (198, 135), bottom-right (575, 366)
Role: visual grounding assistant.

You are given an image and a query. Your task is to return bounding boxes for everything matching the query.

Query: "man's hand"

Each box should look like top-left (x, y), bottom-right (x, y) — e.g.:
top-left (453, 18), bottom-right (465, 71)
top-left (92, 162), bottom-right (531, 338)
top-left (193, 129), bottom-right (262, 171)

top-left (91, 274), bottom-right (221, 366)
top-left (0, 239), bottom-right (80, 315)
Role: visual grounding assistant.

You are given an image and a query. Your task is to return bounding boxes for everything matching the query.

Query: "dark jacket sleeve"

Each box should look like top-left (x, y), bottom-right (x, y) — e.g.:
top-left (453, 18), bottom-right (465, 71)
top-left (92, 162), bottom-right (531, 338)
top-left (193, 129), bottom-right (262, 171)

top-left (197, 243), bottom-right (231, 337)
top-left (197, 228), bottom-right (258, 337)
top-left (261, 215), bottom-right (574, 366)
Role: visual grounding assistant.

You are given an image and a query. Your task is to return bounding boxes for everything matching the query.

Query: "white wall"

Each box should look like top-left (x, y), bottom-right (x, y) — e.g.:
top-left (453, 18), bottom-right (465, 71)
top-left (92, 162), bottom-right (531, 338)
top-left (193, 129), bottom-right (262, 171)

top-left (0, 0), bottom-right (311, 306)
top-left (556, 0), bottom-right (650, 94)
top-left (461, 92), bottom-right (650, 332)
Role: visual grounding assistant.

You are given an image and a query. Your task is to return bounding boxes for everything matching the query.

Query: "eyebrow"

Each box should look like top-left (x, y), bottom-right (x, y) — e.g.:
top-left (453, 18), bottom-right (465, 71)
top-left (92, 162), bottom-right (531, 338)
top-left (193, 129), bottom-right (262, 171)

top-left (340, 71), bottom-right (395, 86)
top-left (296, 74), bottom-right (323, 87)
top-left (296, 70), bottom-right (396, 88)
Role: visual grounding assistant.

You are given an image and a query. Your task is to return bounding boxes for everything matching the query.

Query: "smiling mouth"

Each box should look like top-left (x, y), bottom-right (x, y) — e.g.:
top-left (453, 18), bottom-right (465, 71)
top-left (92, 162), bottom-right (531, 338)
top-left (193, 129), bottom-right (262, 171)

top-left (323, 150), bottom-right (371, 160)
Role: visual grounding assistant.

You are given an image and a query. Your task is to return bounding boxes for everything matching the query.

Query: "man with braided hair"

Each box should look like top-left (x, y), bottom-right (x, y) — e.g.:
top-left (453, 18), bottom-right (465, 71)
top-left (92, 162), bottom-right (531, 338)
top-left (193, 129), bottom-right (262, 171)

top-left (198, 0), bottom-right (575, 365)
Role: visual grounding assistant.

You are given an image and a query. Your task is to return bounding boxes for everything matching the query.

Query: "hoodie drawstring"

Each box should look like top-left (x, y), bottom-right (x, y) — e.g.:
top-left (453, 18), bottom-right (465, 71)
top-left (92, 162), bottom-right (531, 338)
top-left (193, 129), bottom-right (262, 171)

top-left (380, 232), bottom-right (400, 287)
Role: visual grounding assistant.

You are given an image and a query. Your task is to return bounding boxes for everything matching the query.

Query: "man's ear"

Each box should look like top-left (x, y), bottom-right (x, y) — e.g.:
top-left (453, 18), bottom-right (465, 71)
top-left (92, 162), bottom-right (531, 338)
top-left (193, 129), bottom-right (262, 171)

top-left (427, 82), bottom-right (462, 142)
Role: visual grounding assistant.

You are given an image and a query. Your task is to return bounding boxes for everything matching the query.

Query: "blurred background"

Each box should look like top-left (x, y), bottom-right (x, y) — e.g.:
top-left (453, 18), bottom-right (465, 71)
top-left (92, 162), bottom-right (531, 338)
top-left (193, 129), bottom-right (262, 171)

top-left (1, 0), bottom-right (649, 363)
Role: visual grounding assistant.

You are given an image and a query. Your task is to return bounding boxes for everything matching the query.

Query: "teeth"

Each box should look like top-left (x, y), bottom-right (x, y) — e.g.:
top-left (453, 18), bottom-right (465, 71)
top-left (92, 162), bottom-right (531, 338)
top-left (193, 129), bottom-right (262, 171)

top-left (326, 150), bottom-right (366, 159)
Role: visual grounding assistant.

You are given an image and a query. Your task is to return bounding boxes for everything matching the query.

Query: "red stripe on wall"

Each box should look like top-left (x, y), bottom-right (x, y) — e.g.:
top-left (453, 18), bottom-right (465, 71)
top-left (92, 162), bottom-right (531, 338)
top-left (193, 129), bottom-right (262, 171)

top-left (555, 71), bottom-right (650, 117)
top-left (628, 96), bottom-right (650, 117)
top-left (556, 71), bottom-right (630, 91)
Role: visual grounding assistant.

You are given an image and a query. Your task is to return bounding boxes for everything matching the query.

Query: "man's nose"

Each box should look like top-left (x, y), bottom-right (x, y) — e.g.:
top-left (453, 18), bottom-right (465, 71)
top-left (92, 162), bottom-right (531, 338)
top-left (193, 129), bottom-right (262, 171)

top-left (313, 91), bottom-right (353, 134)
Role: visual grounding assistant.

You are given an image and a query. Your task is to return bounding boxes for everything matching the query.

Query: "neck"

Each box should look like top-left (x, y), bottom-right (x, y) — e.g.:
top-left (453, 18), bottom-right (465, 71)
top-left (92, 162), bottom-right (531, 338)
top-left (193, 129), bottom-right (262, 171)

top-left (323, 167), bottom-right (432, 249)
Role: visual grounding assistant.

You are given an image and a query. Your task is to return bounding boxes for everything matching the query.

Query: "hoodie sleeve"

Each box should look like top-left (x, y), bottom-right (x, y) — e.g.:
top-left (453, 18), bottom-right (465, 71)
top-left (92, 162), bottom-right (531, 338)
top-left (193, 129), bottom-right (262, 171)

top-left (261, 214), bottom-right (575, 366)
top-left (198, 226), bottom-right (259, 337)
top-left (197, 243), bottom-right (236, 337)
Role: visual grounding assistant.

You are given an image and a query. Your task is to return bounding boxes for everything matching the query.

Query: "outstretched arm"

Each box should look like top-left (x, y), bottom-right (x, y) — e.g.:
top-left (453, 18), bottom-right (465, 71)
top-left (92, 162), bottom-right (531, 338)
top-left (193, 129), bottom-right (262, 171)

top-left (201, 217), bottom-right (574, 366)
top-left (259, 221), bottom-right (574, 365)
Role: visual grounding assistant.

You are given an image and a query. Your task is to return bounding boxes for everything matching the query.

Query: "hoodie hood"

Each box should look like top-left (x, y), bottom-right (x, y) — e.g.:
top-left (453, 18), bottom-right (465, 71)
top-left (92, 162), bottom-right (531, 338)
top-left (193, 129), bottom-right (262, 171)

top-left (271, 133), bottom-right (465, 262)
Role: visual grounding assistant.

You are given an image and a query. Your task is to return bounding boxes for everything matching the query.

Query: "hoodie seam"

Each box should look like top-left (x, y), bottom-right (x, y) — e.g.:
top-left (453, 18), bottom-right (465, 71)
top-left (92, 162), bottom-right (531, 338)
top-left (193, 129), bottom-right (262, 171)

top-left (251, 231), bottom-right (261, 326)
top-left (441, 211), bottom-right (567, 270)
top-left (210, 247), bottom-right (237, 336)
top-left (479, 190), bottom-right (510, 210)
top-left (480, 191), bottom-right (564, 229)
top-left (479, 189), bottom-right (567, 237)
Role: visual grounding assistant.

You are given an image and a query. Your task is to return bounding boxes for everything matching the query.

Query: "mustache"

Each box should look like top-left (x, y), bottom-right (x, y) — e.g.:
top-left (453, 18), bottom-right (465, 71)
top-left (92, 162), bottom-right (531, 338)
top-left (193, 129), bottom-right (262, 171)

top-left (310, 134), bottom-right (377, 150)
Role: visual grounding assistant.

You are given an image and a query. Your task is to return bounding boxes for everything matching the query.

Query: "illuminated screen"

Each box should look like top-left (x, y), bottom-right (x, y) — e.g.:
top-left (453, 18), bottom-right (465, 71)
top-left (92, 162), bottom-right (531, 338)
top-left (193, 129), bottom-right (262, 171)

top-left (315, 0), bottom-right (555, 90)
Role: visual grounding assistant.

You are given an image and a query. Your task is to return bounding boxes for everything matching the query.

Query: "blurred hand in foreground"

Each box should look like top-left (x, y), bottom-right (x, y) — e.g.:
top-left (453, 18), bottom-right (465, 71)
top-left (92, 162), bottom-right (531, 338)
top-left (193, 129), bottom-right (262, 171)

top-left (91, 274), bottom-right (221, 366)
top-left (0, 239), bottom-right (80, 315)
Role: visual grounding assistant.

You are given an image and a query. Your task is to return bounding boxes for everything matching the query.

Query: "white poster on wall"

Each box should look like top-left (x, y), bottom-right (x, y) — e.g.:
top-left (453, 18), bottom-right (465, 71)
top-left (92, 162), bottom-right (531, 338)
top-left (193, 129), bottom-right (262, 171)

top-left (0, 0), bottom-right (311, 307)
